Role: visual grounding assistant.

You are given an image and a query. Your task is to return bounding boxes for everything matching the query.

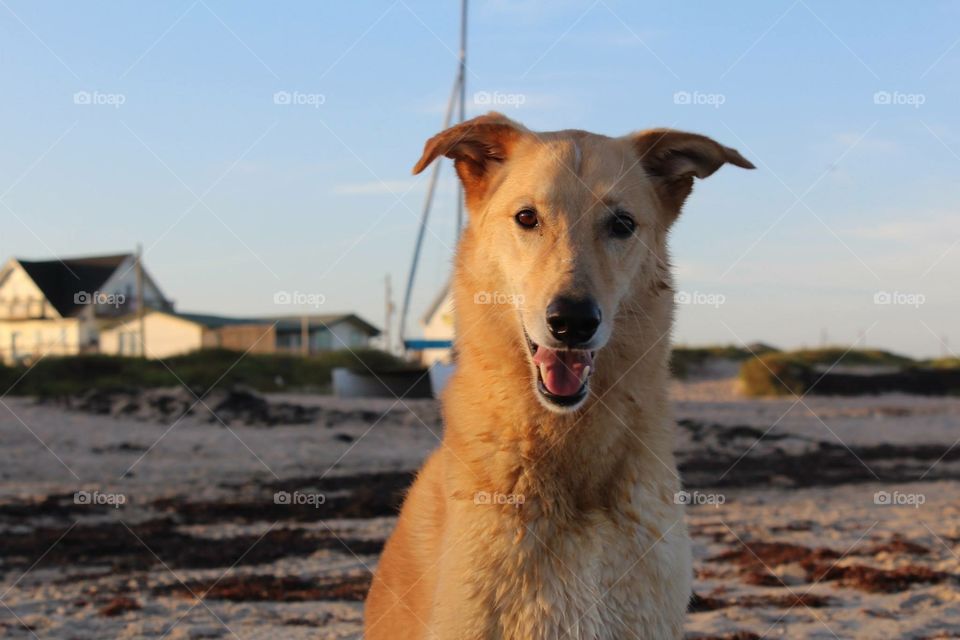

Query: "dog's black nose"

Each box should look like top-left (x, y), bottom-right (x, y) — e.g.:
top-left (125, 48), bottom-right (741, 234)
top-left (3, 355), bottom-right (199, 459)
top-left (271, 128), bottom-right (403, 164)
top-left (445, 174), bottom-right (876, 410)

top-left (546, 297), bottom-right (601, 347)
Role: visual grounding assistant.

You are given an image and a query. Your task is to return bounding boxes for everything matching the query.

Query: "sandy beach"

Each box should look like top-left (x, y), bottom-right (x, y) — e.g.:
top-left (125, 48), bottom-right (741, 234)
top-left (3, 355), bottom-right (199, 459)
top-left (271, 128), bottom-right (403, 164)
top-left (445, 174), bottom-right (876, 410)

top-left (2, 380), bottom-right (959, 639)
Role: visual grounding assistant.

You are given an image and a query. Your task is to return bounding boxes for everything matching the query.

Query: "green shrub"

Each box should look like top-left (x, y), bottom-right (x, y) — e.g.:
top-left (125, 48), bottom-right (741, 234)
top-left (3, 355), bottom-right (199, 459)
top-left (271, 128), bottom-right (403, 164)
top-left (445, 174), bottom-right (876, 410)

top-left (739, 353), bottom-right (810, 396)
top-left (2, 348), bottom-right (408, 397)
top-left (925, 357), bottom-right (960, 369)
top-left (0, 361), bottom-right (20, 393)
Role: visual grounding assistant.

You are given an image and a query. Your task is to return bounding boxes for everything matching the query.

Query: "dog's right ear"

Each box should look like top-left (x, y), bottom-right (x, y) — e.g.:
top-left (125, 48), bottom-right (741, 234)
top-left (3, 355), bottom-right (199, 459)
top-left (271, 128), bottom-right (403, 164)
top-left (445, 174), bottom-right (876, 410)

top-left (412, 112), bottom-right (525, 207)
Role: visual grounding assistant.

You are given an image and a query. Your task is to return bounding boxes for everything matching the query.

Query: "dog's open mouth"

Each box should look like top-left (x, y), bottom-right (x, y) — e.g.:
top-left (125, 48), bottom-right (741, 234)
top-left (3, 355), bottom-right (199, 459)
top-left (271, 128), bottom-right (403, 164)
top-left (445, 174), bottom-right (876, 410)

top-left (525, 333), bottom-right (595, 408)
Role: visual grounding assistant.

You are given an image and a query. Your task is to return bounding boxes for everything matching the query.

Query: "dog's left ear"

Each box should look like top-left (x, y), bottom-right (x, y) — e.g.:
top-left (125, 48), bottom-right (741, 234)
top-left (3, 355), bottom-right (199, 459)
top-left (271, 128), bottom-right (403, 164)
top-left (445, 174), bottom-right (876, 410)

top-left (632, 129), bottom-right (754, 219)
top-left (413, 112), bottom-right (525, 208)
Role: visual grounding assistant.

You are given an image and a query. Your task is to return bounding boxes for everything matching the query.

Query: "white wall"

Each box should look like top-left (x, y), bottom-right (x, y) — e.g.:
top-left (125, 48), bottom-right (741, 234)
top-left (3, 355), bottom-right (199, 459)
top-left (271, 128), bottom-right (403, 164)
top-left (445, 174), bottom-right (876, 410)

top-left (0, 318), bottom-right (81, 364)
top-left (100, 312), bottom-right (204, 359)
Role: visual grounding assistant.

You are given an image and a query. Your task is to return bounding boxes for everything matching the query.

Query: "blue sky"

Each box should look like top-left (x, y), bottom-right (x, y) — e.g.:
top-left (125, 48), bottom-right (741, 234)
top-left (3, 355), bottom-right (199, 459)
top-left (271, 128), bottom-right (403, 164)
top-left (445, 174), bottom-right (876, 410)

top-left (1, 0), bottom-right (957, 357)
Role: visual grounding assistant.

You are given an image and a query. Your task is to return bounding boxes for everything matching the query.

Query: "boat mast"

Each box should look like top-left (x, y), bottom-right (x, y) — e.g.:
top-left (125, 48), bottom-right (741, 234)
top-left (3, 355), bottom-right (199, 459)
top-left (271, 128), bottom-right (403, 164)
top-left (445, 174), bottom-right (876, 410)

top-left (398, 0), bottom-right (468, 350)
top-left (455, 0), bottom-right (467, 238)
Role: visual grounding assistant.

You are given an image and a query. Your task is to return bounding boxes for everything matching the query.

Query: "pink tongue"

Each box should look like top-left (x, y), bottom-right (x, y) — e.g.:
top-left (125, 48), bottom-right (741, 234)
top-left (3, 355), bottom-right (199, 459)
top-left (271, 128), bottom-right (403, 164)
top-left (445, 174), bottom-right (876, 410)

top-left (532, 347), bottom-right (593, 397)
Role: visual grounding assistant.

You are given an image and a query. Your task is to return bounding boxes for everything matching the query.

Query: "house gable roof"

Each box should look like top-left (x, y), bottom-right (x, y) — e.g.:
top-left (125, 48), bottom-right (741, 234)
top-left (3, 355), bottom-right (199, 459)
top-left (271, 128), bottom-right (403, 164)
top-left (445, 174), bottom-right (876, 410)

top-left (17, 254), bottom-right (131, 317)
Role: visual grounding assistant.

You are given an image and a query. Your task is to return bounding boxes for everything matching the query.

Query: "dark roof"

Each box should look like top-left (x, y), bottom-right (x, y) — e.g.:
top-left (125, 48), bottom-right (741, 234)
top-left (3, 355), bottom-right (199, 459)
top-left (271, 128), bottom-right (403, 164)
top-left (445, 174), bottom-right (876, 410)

top-left (267, 313), bottom-right (380, 336)
top-left (17, 254), bottom-right (131, 317)
top-left (101, 310), bottom-right (266, 330)
top-left (174, 312), bottom-right (265, 329)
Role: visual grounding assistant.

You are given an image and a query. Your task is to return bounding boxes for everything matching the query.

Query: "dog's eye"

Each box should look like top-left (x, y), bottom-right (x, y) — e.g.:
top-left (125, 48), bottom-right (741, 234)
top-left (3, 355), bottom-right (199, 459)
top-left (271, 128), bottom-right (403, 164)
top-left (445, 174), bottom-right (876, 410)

top-left (515, 208), bottom-right (539, 229)
top-left (608, 212), bottom-right (636, 238)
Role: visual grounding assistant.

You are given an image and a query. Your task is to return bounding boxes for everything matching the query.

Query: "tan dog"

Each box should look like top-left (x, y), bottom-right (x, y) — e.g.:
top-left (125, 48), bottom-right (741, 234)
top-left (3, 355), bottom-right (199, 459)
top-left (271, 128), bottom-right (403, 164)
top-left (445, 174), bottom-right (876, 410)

top-left (364, 113), bottom-right (753, 639)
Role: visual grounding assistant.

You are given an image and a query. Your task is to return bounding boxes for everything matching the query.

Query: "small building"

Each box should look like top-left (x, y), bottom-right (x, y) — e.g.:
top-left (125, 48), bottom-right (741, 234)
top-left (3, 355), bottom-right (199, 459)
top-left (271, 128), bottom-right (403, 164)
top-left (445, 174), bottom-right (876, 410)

top-left (0, 254), bottom-right (170, 364)
top-left (271, 314), bottom-right (381, 354)
top-left (100, 311), bottom-right (276, 359)
top-left (102, 312), bottom-right (381, 359)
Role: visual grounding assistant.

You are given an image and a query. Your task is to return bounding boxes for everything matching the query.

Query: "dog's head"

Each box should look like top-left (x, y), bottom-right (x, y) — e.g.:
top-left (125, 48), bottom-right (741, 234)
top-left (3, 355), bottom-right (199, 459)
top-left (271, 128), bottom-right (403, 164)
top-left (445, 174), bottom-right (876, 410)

top-left (414, 113), bottom-right (753, 413)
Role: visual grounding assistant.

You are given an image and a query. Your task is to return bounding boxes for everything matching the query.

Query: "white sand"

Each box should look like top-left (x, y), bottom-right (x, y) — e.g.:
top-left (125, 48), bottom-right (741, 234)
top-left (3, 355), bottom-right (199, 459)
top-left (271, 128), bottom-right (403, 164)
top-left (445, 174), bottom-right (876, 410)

top-left (1, 383), bottom-right (959, 639)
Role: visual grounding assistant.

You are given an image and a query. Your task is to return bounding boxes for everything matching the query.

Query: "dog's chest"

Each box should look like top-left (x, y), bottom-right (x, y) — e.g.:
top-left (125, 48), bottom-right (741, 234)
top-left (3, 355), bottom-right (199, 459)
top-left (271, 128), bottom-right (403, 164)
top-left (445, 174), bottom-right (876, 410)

top-left (481, 506), bottom-right (689, 640)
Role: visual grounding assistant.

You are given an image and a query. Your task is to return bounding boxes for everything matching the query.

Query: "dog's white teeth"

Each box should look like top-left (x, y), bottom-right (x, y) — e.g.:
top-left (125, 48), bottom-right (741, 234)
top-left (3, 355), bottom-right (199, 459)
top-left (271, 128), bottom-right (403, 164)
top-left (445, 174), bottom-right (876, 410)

top-left (582, 365), bottom-right (592, 381)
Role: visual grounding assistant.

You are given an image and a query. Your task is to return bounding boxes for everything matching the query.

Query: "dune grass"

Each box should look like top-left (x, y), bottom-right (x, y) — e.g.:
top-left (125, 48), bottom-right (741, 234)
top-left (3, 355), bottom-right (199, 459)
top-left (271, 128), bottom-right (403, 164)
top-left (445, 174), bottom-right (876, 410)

top-left (670, 343), bottom-right (779, 379)
top-left (738, 347), bottom-right (940, 396)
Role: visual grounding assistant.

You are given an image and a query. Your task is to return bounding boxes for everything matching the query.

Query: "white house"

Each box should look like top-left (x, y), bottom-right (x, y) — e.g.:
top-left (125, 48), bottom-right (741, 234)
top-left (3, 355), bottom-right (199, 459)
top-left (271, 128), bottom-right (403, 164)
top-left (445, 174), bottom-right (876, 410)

top-left (0, 252), bottom-right (381, 364)
top-left (0, 254), bottom-right (170, 364)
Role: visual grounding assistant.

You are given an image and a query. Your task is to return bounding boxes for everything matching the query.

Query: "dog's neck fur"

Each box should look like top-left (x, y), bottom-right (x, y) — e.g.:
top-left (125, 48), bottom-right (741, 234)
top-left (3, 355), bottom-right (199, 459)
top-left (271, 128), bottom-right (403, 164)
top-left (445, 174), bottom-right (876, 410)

top-left (442, 234), bottom-right (679, 510)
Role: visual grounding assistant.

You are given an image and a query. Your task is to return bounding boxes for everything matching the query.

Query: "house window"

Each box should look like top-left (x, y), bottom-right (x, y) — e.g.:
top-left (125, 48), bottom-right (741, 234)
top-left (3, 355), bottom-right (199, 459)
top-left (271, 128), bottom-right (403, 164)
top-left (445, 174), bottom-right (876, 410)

top-left (118, 331), bottom-right (140, 356)
top-left (275, 332), bottom-right (299, 352)
top-left (311, 330), bottom-right (332, 351)
top-left (10, 332), bottom-right (20, 361)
